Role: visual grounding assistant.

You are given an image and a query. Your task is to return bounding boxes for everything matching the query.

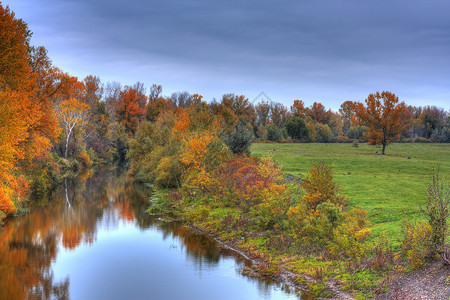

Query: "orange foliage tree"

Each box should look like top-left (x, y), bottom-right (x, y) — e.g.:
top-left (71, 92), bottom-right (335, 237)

top-left (307, 102), bottom-right (332, 124)
top-left (0, 4), bottom-right (59, 218)
top-left (221, 94), bottom-right (255, 124)
top-left (355, 91), bottom-right (411, 155)
top-left (0, 90), bottom-right (30, 216)
top-left (0, 5), bottom-right (30, 90)
top-left (291, 99), bottom-right (307, 118)
top-left (116, 85), bottom-right (146, 135)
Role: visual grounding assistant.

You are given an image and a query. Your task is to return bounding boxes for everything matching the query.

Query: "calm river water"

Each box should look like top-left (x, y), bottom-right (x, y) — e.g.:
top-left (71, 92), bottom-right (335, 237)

top-left (0, 169), bottom-right (313, 300)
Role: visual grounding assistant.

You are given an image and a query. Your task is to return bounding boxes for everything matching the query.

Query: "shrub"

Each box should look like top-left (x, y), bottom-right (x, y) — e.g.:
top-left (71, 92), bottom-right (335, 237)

top-left (414, 137), bottom-right (434, 143)
top-left (401, 220), bottom-right (433, 269)
top-left (334, 136), bottom-right (353, 143)
top-left (422, 169), bottom-right (450, 255)
top-left (266, 124), bottom-right (283, 141)
top-left (315, 123), bottom-right (332, 143)
top-left (398, 137), bottom-right (414, 143)
top-left (307, 121), bottom-right (332, 142)
top-left (301, 162), bottom-right (344, 210)
top-left (155, 156), bottom-right (184, 188)
top-left (223, 118), bottom-right (254, 155)
top-left (77, 149), bottom-right (93, 169)
top-left (183, 155), bottom-right (288, 230)
top-left (287, 163), bottom-right (369, 257)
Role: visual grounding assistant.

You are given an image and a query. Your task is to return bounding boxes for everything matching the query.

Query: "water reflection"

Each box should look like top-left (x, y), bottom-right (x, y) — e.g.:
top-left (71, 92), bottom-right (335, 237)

top-left (0, 169), bottom-right (309, 300)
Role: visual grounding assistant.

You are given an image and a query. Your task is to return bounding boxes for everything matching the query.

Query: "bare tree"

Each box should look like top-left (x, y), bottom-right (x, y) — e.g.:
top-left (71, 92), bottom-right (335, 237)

top-left (55, 98), bottom-right (90, 158)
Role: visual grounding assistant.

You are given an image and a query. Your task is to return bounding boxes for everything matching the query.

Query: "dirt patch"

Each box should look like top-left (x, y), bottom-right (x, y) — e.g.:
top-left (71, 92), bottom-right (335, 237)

top-left (375, 261), bottom-right (450, 300)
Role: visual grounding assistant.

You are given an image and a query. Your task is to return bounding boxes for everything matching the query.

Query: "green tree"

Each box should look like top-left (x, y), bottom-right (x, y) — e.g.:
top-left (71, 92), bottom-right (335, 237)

top-left (266, 124), bottom-right (283, 141)
top-left (285, 117), bottom-right (309, 141)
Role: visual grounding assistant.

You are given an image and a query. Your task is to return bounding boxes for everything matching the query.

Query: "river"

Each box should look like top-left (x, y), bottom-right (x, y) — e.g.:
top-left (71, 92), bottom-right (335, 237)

top-left (0, 169), bottom-right (313, 300)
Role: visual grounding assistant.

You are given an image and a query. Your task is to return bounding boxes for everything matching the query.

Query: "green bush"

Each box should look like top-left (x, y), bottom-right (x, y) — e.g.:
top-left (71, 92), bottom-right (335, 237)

top-left (287, 163), bottom-right (370, 258)
top-left (266, 124), bottom-right (283, 141)
top-left (223, 118), bottom-right (254, 155)
top-left (285, 117), bottom-right (309, 141)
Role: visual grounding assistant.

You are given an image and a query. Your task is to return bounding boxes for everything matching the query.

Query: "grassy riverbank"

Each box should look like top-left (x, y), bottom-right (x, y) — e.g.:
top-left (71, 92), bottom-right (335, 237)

top-left (251, 143), bottom-right (450, 246)
top-left (145, 142), bottom-right (450, 299)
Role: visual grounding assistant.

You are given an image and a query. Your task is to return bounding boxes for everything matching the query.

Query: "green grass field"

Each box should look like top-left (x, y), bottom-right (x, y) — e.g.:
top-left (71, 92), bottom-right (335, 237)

top-left (251, 142), bottom-right (450, 245)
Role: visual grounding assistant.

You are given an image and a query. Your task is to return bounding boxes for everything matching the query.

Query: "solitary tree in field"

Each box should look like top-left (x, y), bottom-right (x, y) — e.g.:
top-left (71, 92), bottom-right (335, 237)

top-left (55, 98), bottom-right (90, 158)
top-left (355, 91), bottom-right (410, 155)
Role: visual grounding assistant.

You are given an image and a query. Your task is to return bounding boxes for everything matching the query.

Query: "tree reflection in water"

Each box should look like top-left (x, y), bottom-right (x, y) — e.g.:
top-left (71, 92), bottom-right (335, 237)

top-left (0, 168), bottom-right (306, 300)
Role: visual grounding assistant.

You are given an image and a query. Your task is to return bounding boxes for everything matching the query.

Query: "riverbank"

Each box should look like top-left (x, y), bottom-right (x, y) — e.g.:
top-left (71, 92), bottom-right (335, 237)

top-left (149, 193), bottom-right (379, 299)
top-left (157, 206), bottom-right (449, 299)
top-left (189, 224), bottom-right (354, 300)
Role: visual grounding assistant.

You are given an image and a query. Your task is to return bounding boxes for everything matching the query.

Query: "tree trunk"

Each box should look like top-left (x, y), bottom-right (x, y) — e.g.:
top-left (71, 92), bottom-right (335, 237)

top-left (382, 143), bottom-right (386, 155)
top-left (65, 134), bottom-right (69, 158)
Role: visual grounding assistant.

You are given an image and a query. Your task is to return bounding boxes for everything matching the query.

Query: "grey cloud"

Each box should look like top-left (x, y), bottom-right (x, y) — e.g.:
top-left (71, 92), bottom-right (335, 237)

top-left (7, 0), bottom-right (450, 109)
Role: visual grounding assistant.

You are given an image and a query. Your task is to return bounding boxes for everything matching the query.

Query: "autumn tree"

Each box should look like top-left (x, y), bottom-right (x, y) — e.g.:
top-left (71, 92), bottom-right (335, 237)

top-left (55, 98), bottom-right (90, 158)
top-left (270, 102), bottom-right (288, 128)
top-left (221, 93), bottom-right (256, 124)
top-left (52, 72), bottom-right (87, 103)
top-left (307, 102), bottom-right (332, 124)
top-left (0, 4), bottom-right (59, 218)
top-left (290, 99), bottom-right (307, 118)
top-left (210, 100), bottom-right (238, 132)
top-left (355, 91), bottom-right (410, 155)
top-left (116, 85), bottom-right (146, 135)
top-left (0, 5), bottom-right (31, 90)
top-left (146, 88), bottom-right (174, 122)
top-left (0, 90), bottom-right (29, 216)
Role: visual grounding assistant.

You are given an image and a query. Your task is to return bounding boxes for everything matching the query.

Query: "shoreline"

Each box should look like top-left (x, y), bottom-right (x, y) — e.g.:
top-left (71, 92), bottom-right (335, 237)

top-left (188, 224), bottom-right (356, 300)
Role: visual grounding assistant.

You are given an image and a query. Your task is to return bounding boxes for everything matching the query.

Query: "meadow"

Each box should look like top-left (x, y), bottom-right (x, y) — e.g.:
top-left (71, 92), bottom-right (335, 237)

top-left (251, 142), bottom-right (450, 245)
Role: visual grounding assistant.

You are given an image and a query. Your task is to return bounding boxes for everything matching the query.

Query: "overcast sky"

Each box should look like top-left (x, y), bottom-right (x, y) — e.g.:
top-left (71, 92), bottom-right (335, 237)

top-left (6, 0), bottom-right (450, 110)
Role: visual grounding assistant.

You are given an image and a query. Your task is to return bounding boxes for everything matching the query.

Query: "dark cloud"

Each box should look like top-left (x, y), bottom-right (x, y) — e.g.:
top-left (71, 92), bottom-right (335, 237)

top-left (7, 0), bottom-right (450, 109)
